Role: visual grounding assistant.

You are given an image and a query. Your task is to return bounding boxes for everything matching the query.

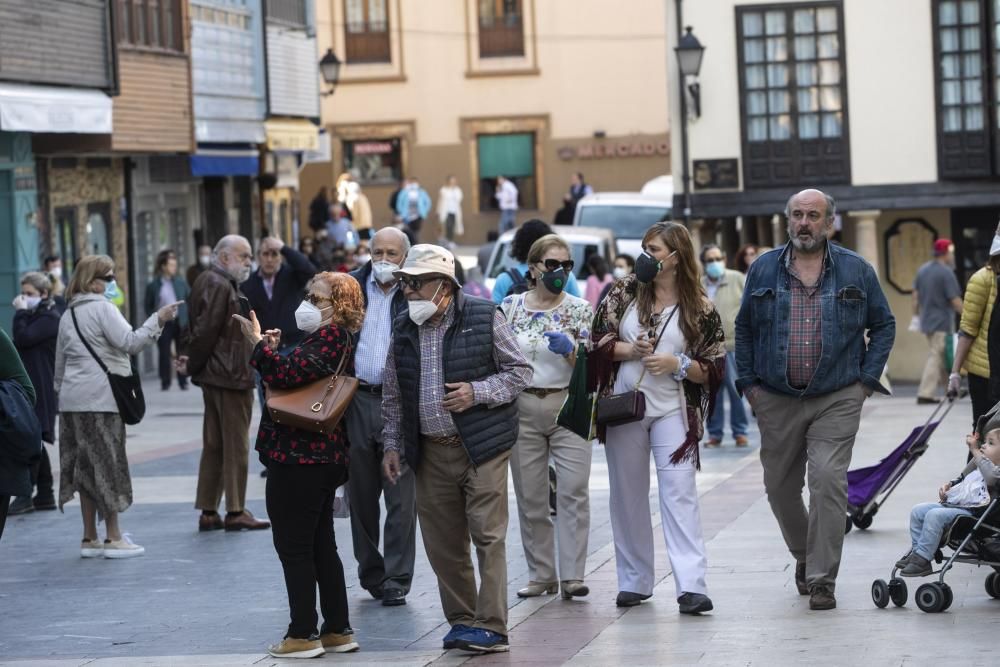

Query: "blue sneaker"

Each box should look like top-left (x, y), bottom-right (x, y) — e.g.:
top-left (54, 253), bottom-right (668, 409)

top-left (442, 624), bottom-right (474, 649)
top-left (453, 627), bottom-right (509, 653)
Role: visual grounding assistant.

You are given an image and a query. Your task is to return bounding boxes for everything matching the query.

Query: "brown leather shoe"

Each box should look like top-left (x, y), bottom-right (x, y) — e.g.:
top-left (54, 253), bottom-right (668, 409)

top-left (224, 510), bottom-right (270, 531)
top-left (734, 435), bottom-right (749, 447)
top-left (794, 562), bottom-right (808, 596)
top-left (809, 584), bottom-right (836, 610)
top-left (705, 438), bottom-right (722, 448)
top-left (199, 513), bottom-right (224, 532)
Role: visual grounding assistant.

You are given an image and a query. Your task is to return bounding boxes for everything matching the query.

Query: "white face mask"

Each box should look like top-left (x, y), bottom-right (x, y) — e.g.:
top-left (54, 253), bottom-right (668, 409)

top-left (408, 280), bottom-right (444, 326)
top-left (49, 266), bottom-right (62, 280)
top-left (199, 255), bottom-right (211, 268)
top-left (24, 296), bottom-right (41, 310)
top-left (991, 234), bottom-right (1000, 257)
top-left (356, 253), bottom-right (371, 266)
top-left (612, 267), bottom-right (628, 280)
top-left (294, 300), bottom-right (330, 333)
top-left (372, 260), bottom-right (400, 284)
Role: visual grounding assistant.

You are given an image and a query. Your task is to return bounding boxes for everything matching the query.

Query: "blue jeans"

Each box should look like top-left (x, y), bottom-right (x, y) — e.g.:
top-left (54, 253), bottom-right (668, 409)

top-left (499, 209), bottom-right (516, 233)
top-left (910, 502), bottom-right (973, 560)
top-left (707, 351), bottom-right (748, 440)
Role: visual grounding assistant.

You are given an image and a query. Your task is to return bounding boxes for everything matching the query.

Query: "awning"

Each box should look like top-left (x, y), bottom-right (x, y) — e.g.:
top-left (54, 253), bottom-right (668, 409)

top-left (0, 83), bottom-right (112, 134)
top-left (265, 118), bottom-right (319, 152)
top-left (190, 145), bottom-right (259, 177)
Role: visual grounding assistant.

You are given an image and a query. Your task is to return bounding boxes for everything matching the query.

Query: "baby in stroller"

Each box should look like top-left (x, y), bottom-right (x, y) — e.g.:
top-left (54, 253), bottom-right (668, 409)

top-left (896, 427), bottom-right (1000, 577)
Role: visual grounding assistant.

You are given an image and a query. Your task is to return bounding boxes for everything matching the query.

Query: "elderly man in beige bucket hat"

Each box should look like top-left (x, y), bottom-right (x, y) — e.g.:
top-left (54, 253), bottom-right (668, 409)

top-left (381, 244), bottom-right (532, 653)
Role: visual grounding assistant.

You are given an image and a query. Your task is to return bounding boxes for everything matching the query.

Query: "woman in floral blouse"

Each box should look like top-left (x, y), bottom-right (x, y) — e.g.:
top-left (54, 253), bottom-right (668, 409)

top-left (501, 234), bottom-right (595, 601)
top-left (590, 222), bottom-right (725, 614)
top-left (234, 271), bottom-right (363, 659)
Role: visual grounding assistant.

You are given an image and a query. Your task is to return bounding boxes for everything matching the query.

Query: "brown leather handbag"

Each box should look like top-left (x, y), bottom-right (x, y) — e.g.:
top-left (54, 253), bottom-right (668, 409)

top-left (266, 343), bottom-right (358, 436)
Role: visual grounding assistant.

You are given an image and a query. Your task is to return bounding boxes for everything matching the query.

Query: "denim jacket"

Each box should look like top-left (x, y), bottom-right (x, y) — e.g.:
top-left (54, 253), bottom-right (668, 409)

top-left (734, 241), bottom-right (895, 398)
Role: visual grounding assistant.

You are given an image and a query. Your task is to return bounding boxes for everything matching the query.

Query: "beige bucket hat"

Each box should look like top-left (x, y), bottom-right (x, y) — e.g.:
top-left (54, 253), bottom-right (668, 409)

top-left (393, 244), bottom-right (461, 285)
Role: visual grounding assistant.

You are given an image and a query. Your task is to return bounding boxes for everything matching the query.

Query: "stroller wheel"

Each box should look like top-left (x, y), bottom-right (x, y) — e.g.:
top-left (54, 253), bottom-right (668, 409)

top-left (915, 583), bottom-right (946, 613)
top-left (853, 513), bottom-right (874, 530)
top-left (940, 583), bottom-right (953, 611)
top-left (986, 572), bottom-right (1000, 599)
top-left (844, 515), bottom-right (853, 535)
top-left (888, 578), bottom-right (908, 607)
top-left (871, 579), bottom-right (889, 608)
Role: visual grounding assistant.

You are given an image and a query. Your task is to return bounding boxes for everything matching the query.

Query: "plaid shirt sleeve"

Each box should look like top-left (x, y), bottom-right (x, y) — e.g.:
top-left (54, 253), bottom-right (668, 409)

top-left (381, 340), bottom-right (403, 453)
top-left (471, 310), bottom-right (533, 407)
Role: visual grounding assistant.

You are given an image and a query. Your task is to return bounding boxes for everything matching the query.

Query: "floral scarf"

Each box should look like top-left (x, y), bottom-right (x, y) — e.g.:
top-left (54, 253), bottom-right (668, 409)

top-left (589, 274), bottom-right (726, 467)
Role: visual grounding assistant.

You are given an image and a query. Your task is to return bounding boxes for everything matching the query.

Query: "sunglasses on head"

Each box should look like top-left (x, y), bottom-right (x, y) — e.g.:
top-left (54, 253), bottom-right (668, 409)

top-left (399, 275), bottom-right (441, 291)
top-left (542, 259), bottom-right (574, 273)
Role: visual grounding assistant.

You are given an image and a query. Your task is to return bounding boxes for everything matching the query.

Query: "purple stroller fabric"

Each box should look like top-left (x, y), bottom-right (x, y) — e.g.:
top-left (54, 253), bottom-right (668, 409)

top-left (847, 422), bottom-right (941, 508)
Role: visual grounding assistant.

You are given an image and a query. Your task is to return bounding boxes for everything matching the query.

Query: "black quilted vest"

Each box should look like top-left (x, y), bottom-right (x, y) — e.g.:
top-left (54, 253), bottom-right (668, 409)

top-left (391, 292), bottom-right (519, 469)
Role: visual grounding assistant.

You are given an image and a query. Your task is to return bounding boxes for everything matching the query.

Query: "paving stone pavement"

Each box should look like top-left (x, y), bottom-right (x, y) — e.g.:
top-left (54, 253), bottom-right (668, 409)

top-left (0, 378), bottom-right (994, 666)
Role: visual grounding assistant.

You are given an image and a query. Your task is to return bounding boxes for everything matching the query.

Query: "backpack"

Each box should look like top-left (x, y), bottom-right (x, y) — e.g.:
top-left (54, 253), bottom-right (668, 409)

top-left (507, 267), bottom-right (530, 295)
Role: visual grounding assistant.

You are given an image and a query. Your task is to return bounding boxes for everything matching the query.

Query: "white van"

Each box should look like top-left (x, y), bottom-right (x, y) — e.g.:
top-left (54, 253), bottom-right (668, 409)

top-left (572, 189), bottom-right (673, 259)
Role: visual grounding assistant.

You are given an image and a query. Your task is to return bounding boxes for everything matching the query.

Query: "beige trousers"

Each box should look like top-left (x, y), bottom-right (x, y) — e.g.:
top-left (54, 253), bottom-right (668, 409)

top-left (917, 331), bottom-right (948, 400)
top-left (195, 385), bottom-right (253, 513)
top-left (510, 391), bottom-right (592, 583)
top-left (756, 383), bottom-right (865, 590)
top-left (416, 439), bottom-right (510, 635)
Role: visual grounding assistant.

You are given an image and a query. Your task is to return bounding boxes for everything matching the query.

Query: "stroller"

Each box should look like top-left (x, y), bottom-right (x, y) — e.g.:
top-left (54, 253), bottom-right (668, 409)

top-left (845, 398), bottom-right (956, 533)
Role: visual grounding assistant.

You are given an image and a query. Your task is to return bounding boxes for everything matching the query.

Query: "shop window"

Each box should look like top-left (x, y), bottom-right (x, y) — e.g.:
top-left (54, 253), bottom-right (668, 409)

top-left (343, 138), bottom-right (402, 185)
top-left (477, 132), bottom-right (537, 212)
top-left (51, 157), bottom-right (78, 170)
top-left (736, 2), bottom-right (850, 187)
top-left (344, 0), bottom-right (391, 63)
top-left (86, 203), bottom-right (112, 257)
top-left (479, 0), bottom-right (524, 57)
top-left (55, 207), bottom-right (78, 273)
top-left (118, 0), bottom-right (183, 51)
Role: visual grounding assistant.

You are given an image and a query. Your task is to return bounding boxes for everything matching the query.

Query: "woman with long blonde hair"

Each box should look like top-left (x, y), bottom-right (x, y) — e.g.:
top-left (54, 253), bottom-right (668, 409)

top-left (590, 222), bottom-right (726, 613)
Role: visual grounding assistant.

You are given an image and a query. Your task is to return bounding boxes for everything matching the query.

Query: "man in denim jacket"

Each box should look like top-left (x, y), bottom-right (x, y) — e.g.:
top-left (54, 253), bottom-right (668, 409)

top-left (735, 189), bottom-right (895, 611)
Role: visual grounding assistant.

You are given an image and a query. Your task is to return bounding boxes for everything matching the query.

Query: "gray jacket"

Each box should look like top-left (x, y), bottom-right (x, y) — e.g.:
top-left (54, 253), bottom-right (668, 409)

top-left (55, 293), bottom-right (162, 413)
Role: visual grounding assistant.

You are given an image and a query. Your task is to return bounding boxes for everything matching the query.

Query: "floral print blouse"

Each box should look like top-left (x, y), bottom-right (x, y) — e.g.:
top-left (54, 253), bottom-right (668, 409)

top-left (251, 324), bottom-right (353, 466)
top-left (501, 292), bottom-right (593, 388)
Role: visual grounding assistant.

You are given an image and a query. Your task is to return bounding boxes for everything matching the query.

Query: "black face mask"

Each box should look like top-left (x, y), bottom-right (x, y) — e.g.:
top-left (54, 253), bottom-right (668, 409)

top-left (540, 268), bottom-right (568, 294)
top-left (634, 252), bottom-right (662, 284)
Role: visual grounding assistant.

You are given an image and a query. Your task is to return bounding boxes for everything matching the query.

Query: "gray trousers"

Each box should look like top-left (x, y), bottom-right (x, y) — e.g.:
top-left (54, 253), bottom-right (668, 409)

top-left (345, 389), bottom-right (417, 593)
top-left (756, 382), bottom-right (865, 589)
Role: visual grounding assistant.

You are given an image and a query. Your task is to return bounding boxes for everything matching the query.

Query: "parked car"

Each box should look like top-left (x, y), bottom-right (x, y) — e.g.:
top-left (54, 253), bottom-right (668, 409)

top-left (483, 226), bottom-right (617, 292)
top-left (572, 191), bottom-right (673, 258)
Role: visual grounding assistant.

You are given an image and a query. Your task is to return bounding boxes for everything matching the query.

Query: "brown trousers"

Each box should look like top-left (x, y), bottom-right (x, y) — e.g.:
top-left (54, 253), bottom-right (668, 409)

top-left (756, 383), bottom-right (865, 590)
top-left (195, 385), bottom-right (253, 513)
top-left (416, 438), bottom-right (510, 635)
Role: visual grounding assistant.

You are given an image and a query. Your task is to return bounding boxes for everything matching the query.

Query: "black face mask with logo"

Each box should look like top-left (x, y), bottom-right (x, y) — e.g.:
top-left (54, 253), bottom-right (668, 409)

top-left (540, 268), bottom-right (568, 294)
top-left (634, 252), bottom-right (663, 284)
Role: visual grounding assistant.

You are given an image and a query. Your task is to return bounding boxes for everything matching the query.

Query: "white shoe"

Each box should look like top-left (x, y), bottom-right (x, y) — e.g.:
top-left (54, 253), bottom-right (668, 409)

top-left (80, 539), bottom-right (104, 558)
top-left (103, 534), bottom-right (145, 559)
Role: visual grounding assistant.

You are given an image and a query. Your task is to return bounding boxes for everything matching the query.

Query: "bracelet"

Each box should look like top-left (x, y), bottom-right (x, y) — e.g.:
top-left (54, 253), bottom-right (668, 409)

top-left (672, 353), bottom-right (692, 381)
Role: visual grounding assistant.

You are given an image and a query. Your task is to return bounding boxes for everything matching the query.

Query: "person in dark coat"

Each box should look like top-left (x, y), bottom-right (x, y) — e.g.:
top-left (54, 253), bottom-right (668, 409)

top-left (144, 249), bottom-right (191, 391)
top-left (9, 272), bottom-right (58, 515)
top-left (241, 236), bottom-right (318, 354)
top-left (308, 187), bottom-right (330, 233)
top-left (0, 326), bottom-right (38, 541)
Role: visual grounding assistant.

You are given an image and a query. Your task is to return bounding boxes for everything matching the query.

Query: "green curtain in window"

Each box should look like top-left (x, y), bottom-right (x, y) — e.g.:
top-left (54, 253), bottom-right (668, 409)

top-left (478, 133), bottom-right (534, 178)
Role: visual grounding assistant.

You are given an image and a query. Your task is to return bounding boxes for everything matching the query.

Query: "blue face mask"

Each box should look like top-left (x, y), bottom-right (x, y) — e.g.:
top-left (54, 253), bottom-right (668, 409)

top-left (705, 260), bottom-right (725, 280)
top-left (104, 279), bottom-right (119, 301)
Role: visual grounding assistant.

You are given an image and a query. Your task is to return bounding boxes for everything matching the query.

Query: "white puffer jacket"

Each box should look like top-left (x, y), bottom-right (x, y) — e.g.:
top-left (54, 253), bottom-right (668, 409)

top-left (55, 293), bottom-right (162, 413)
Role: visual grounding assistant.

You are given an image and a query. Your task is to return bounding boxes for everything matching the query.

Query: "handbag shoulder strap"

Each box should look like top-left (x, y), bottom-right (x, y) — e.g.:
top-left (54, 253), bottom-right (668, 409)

top-left (332, 339), bottom-right (352, 378)
top-left (635, 305), bottom-right (678, 390)
top-left (70, 306), bottom-right (111, 376)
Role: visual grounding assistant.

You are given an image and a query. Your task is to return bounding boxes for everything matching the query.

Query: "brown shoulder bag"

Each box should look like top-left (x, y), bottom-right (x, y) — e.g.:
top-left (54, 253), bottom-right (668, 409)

top-left (265, 343), bottom-right (358, 436)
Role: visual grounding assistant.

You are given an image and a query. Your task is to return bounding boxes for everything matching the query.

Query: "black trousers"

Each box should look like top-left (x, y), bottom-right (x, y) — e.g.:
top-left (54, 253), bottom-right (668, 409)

top-left (0, 495), bottom-right (10, 542)
top-left (968, 372), bottom-right (997, 431)
top-left (28, 447), bottom-right (54, 498)
top-left (158, 321), bottom-right (187, 389)
top-left (266, 461), bottom-right (350, 639)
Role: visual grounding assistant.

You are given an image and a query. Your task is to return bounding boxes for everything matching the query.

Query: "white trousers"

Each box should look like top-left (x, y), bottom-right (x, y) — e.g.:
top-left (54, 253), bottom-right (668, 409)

top-left (605, 413), bottom-right (708, 598)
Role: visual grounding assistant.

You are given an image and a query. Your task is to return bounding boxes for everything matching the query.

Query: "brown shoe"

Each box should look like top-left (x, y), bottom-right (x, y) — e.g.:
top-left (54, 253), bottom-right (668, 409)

top-left (809, 584), bottom-right (836, 610)
top-left (735, 435), bottom-right (749, 447)
top-left (198, 513), bottom-right (224, 532)
top-left (224, 510), bottom-right (270, 531)
top-left (705, 438), bottom-right (722, 448)
top-left (794, 562), bottom-right (808, 596)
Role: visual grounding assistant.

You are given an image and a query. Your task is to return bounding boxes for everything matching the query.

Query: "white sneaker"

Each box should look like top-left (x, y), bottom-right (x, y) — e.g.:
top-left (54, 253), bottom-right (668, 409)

top-left (80, 539), bottom-right (104, 558)
top-left (103, 534), bottom-right (145, 559)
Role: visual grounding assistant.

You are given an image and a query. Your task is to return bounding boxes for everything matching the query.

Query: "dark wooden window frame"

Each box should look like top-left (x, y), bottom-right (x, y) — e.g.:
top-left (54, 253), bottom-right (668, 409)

top-left (735, 1), bottom-right (851, 189)
top-left (478, 0), bottom-right (525, 58)
top-left (344, 0), bottom-right (392, 64)
top-left (932, 0), bottom-right (997, 179)
top-left (117, 0), bottom-right (183, 52)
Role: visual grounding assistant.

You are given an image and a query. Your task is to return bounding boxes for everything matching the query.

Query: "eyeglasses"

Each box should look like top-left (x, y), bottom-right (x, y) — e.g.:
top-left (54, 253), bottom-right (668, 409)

top-left (97, 275), bottom-right (116, 282)
top-left (542, 259), bottom-right (575, 273)
top-left (305, 293), bottom-right (330, 306)
top-left (399, 275), bottom-right (440, 291)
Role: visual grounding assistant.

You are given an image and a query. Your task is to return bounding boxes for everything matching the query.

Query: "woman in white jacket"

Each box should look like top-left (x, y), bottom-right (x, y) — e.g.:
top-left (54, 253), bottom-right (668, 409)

top-left (436, 175), bottom-right (464, 245)
top-left (55, 255), bottom-right (180, 559)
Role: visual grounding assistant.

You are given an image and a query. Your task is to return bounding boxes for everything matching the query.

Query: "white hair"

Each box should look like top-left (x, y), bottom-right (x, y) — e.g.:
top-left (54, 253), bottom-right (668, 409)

top-left (373, 226), bottom-right (411, 254)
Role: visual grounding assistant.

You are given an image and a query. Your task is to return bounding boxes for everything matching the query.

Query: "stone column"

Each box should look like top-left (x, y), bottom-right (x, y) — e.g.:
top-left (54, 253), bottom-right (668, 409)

top-left (849, 209), bottom-right (882, 273)
top-left (688, 218), bottom-right (705, 253)
top-left (770, 214), bottom-right (784, 248)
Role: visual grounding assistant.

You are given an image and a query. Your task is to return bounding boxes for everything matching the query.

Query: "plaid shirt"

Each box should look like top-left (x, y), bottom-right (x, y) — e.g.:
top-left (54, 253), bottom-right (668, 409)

top-left (786, 254), bottom-right (824, 389)
top-left (382, 301), bottom-right (531, 453)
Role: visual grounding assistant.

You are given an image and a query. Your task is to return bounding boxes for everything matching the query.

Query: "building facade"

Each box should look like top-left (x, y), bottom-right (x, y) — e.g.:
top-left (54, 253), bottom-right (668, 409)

top-left (301, 0), bottom-right (672, 243)
top-left (668, 0), bottom-right (1000, 381)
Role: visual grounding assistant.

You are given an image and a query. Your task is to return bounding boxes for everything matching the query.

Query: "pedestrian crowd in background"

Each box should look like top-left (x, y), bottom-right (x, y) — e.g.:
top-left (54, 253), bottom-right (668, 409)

top-left (18, 181), bottom-right (1000, 657)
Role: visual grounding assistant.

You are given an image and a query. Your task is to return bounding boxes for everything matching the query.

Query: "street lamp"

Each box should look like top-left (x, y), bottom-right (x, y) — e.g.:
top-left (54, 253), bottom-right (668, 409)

top-left (319, 49), bottom-right (342, 97)
top-left (674, 26), bottom-right (705, 117)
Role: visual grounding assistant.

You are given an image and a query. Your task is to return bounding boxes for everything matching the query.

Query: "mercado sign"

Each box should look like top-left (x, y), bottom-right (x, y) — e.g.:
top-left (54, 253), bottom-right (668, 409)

top-left (558, 140), bottom-right (671, 160)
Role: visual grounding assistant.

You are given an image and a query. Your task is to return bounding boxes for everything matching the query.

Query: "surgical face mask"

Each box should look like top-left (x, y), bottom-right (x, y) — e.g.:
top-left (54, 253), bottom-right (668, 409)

top-left (991, 234), bottom-right (1000, 257)
top-left (356, 253), bottom-right (371, 266)
top-left (294, 300), bottom-right (330, 333)
top-left (612, 267), bottom-right (628, 280)
top-left (408, 280), bottom-right (445, 326)
top-left (372, 260), bottom-right (400, 284)
top-left (705, 260), bottom-right (725, 280)
top-left (49, 266), bottom-right (62, 280)
top-left (23, 296), bottom-right (41, 310)
top-left (539, 267), bottom-right (567, 294)
top-left (104, 279), bottom-right (119, 301)
top-left (635, 251), bottom-right (676, 284)
top-left (199, 255), bottom-right (211, 268)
